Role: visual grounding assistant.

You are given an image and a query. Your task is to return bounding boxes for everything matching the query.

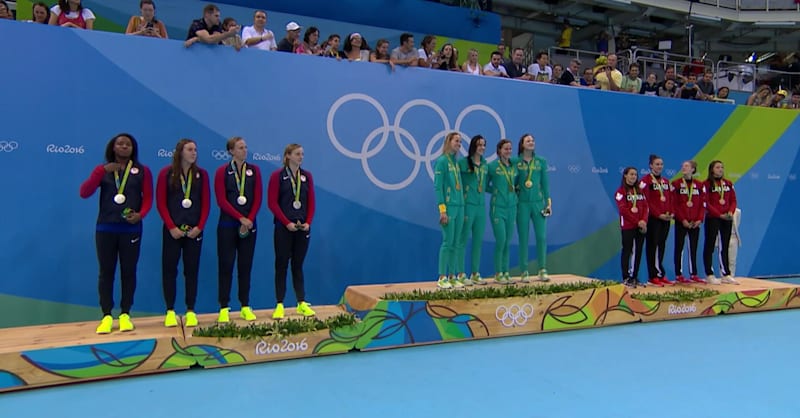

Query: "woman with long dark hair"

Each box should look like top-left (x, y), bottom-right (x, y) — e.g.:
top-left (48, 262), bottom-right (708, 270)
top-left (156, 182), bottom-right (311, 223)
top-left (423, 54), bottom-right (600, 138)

top-left (515, 133), bottom-right (551, 282)
top-left (49, 0), bottom-right (95, 29)
top-left (79, 133), bottom-right (153, 334)
top-left (640, 154), bottom-right (674, 287)
top-left (156, 139), bottom-right (210, 328)
top-left (267, 144), bottom-right (316, 319)
top-left (487, 139), bottom-right (517, 284)
top-left (703, 160), bottom-right (739, 285)
top-left (615, 167), bottom-right (648, 287)
top-left (456, 135), bottom-right (488, 286)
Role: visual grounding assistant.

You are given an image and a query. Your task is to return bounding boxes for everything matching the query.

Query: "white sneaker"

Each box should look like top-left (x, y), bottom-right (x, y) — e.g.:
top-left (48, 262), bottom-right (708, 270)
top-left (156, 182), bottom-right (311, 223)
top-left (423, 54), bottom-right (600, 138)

top-left (721, 276), bottom-right (739, 285)
top-left (519, 271), bottom-right (530, 283)
top-left (437, 277), bottom-right (452, 289)
top-left (707, 276), bottom-right (722, 285)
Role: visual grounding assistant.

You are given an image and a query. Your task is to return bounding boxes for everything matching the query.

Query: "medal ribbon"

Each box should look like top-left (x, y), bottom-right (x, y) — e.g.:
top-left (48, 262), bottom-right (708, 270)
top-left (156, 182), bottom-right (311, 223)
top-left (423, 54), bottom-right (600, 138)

top-left (628, 187), bottom-right (638, 209)
top-left (287, 167), bottom-right (302, 205)
top-left (654, 175), bottom-right (665, 200)
top-left (446, 153), bottom-right (460, 190)
top-left (114, 160), bottom-right (134, 196)
top-left (180, 169), bottom-right (193, 200)
top-left (231, 161), bottom-right (246, 199)
top-left (717, 180), bottom-right (725, 201)
top-left (683, 178), bottom-right (693, 203)
top-left (475, 164), bottom-right (484, 192)
top-left (525, 158), bottom-right (536, 186)
top-left (499, 160), bottom-right (514, 191)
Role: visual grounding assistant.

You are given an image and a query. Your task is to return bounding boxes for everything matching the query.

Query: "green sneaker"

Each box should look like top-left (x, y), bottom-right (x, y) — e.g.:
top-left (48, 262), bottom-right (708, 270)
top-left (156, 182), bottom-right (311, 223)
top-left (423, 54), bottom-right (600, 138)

top-left (471, 273), bottom-right (487, 285)
top-left (450, 274), bottom-right (465, 289)
top-left (118, 314), bottom-right (134, 332)
top-left (240, 306), bottom-right (257, 321)
top-left (461, 275), bottom-right (474, 286)
top-left (539, 269), bottom-right (550, 282)
top-left (96, 315), bottom-right (113, 334)
top-left (437, 276), bottom-right (452, 289)
top-left (297, 302), bottom-right (316, 317)
top-left (164, 310), bottom-right (178, 327)
top-left (184, 311), bottom-right (198, 327)
top-left (272, 303), bottom-right (285, 319)
top-left (520, 271), bottom-right (531, 283)
top-left (217, 307), bottom-right (230, 323)
top-left (504, 272), bottom-right (514, 284)
top-left (495, 273), bottom-right (507, 284)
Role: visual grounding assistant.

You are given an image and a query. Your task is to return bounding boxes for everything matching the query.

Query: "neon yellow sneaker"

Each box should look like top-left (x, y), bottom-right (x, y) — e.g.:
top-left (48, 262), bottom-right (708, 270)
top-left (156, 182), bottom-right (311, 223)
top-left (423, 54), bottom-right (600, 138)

top-left (297, 302), bottom-right (316, 317)
top-left (495, 273), bottom-right (507, 284)
top-left (450, 274), bottom-right (465, 289)
top-left (119, 314), bottom-right (134, 332)
top-left (164, 310), bottom-right (177, 327)
top-left (471, 273), bottom-right (487, 285)
top-left (217, 307), bottom-right (230, 323)
top-left (437, 276), bottom-right (452, 289)
top-left (96, 315), bottom-right (113, 334)
top-left (272, 303), bottom-right (285, 319)
top-left (240, 306), bottom-right (257, 321)
top-left (184, 311), bottom-right (198, 327)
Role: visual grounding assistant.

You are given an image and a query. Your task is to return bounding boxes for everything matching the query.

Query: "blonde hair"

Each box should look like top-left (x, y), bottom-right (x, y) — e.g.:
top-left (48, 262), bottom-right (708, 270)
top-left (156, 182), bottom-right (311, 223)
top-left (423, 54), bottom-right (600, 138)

top-left (283, 143), bottom-right (303, 166)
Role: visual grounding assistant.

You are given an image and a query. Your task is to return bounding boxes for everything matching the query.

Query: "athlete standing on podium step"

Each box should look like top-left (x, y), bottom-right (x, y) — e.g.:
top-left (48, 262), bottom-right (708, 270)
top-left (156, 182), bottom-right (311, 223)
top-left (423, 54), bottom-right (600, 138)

top-left (615, 167), bottom-right (648, 288)
top-left (214, 136), bottom-right (262, 323)
top-left (267, 143), bottom-right (316, 319)
top-left (457, 135), bottom-right (488, 286)
top-left (156, 139), bottom-right (210, 328)
top-left (640, 154), bottom-right (674, 287)
top-left (486, 139), bottom-right (517, 284)
top-left (702, 160), bottom-right (739, 285)
top-left (515, 133), bottom-right (551, 282)
top-left (435, 132), bottom-right (466, 289)
top-left (671, 160), bottom-right (706, 284)
top-left (79, 133), bottom-right (153, 334)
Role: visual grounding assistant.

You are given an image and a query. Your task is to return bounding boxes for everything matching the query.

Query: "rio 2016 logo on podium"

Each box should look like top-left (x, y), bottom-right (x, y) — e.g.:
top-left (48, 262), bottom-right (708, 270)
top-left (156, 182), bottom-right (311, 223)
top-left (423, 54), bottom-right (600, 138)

top-left (326, 93), bottom-right (507, 191)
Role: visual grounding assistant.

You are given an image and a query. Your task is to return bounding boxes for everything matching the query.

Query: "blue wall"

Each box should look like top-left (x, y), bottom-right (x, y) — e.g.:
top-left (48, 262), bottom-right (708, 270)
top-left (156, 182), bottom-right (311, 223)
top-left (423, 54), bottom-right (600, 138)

top-left (1, 21), bottom-right (799, 325)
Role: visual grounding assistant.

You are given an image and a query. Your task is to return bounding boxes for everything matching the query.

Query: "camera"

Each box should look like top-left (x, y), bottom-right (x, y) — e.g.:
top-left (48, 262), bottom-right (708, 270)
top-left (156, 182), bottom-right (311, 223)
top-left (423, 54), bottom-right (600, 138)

top-left (146, 21), bottom-right (154, 29)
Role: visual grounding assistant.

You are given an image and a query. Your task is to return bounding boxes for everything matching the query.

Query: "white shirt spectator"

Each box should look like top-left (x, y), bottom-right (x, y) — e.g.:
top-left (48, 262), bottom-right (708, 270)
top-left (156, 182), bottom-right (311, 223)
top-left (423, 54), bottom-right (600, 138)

top-left (528, 63), bottom-right (552, 82)
top-left (50, 5), bottom-right (95, 21)
top-left (242, 25), bottom-right (277, 51)
top-left (483, 62), bottom-right (508, 77)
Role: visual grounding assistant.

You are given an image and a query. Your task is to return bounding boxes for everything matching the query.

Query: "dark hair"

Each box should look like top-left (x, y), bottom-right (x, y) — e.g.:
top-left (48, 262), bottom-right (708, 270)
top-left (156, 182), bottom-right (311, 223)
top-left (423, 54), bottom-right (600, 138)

top-left (222, 17), bottom-right (236, 30)
top-left (170, 139), bottom-right (198, 190)
top-left (621, 167), bottom-right (638, 190)
top-left (648, 154), bottom-right (662, 166)
top-left (421, 35), bottom-right (435, 51)
top-left (490, 51), bottom-right (502, 59)
top-left (400, 32), bottom-right (413, 45)
top-left (303, 26), bottom-right (319, 44)
top-left (707, 160), bottom-right (723, 182)
top-left (104, 133), bottom-right (139, 164)
top-left (466, 135), bottom-right (485, 172)
top-left (326, 34), bottom-right (340, 43)
top-left (140, 0), bottom-right (155, 9)
top-left (343, 33), bottom-right (370, 53)
top-left (439, 43), bottom-right (458, 70)
top-left (535, 51), bottom-right (548, 61)
top-left (32, 2), bottom-right (50, 24)
top-left (496, 139), bottom-right (512, 157)
top-left (202, 4), bottom-right (218, 15)
top-left (253, 9), bottom-right (266, 17)
top-left (373, 39), bottom-right (390, 59)
top-left (517, 133), bottom-right (534, 156)
top-left (58, 0), bottom-right (82, 12)
top-left (629, 63), bottom-right (639, 70)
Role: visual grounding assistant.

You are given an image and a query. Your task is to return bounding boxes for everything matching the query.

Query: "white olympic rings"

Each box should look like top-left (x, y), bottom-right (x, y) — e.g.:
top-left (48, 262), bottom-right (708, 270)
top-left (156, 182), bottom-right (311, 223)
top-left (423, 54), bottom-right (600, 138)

top-left (211, 149), bottom-right (231, 161)
top-left (495, 303), bottom-right (534, 328)
top-left (0, 141), bottom-right (19, 152)
top-left (327, 93), bottom-right (506, 190)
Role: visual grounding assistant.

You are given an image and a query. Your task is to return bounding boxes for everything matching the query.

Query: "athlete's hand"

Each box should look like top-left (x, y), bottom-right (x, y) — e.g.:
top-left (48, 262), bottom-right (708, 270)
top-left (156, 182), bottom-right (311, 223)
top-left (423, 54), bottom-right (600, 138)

top-left (125, 211), bottom-right (142, 224)
top-left (439, 213), bottom-right (449, 226)
top-left (239, 217), bottom-right (253, 229)
top-left (638, 220), bottom-right (647, 233)
top-left (286, 222), bottom-right (298, 232)
top-left (298, 223), bottom-right (310, 231)
top-left (169, 227), bottom-right (184, 240)
top-left (659, 214), bottom-right (671, 221)
top-left (682, 220), bottom-right (691, 228)
top-left (187, 227), bottom-right (202, 239)
top-left (103, 162), bottom-right (122, 173)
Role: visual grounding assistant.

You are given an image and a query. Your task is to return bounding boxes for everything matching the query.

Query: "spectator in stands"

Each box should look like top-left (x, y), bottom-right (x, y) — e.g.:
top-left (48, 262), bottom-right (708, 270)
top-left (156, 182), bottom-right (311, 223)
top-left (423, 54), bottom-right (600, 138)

top-left (746, 84), bottom-right (772, 107)
top-left (220, 17), bottom-right (242, 51)
top-left (321, 34), bottom-right (341, 59)
top-left (242, 10), bottom-right (276, 51)
top-left (551, 64), bottom-right (563, 84)
top-left (640, 73), bottom-right (658, 96)
top-left (437, 43), bottom-right (459, 72)
top-left (184, 4), bottom-right (238, 47)
top-left (391, 33), bottom-right (418, 67)
top-left (528, 52), bottom-right (552, 82)
top-left (505, 48), bottom-right (531, 80)
top-left (594, 54), bottom-right (622, 91)
top-left (276, 21), bottom-right (301, 53)
top-left (715, 86), bottom-right (730, 101)
top-left (296, 26), bottom-right (322, 55)
top-left (0, 1), bottom-right (13, 19)
top-left (619, 63), bottom-right (641, 94)
top-left (370, 38), bottom-right (392, 68)
top-left (483, 51), bottom-right (508, 78)
top-left (770, 89), bottom-right (788, 108)
top-left (697, 70), bottom-right (715, 100)
top-left (497, 43), bottom-right (507, 60)
top-left (580, 68), bottom-right (596, 88)
top-left (49, 0), bottom-right (94, 30)
top-left (559, 58), bottom-right (580, 86)
top-left (417, 35), bottom-right (438, 68)
top-left (658, 79), bottom-right (677, 98)
top-left (789, 91), bottom-right (800, 109)
top-left (659, 66), bottom-right (684, 90)
top-left (30, 2), bottom-right (49, 23)
top-left (462, 48), bottom-right (482, 75)
top-left (125, 0), bottom-right (168, 39)
top-left (558, 20), bottom-right (572, 49)
top-left (344, 33), bottom-right (370, 62)
top-left (678, 73), bottom-right (702, 100)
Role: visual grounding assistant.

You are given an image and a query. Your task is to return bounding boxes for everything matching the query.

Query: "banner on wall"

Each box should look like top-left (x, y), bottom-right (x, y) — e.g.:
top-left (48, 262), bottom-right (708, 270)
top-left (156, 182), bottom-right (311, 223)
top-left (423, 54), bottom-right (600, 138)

top-left (1, 21), bottom-right (799, 327)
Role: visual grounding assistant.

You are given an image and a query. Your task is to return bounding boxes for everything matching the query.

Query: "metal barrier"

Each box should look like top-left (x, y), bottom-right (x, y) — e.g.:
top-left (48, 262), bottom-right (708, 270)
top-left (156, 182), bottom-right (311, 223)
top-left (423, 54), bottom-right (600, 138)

top-left (716, 60), bottom-right (800, 93)
top-left (546, 47), bottom-right (633, 71)
top-left (698, 0), bottom-right (800, 10)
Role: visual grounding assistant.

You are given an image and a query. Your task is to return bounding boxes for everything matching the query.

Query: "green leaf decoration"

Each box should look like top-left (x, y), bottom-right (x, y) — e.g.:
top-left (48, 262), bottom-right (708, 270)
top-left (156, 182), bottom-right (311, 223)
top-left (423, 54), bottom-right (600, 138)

top-left (631, 289), bottom-right (719, 302)
top-left (160, 338), bottom-right (246, 369)
top-left (191, 314), bottom-right (358, 340)
top-left (546, 296), bottom-right (590, 325)
top-left (382, 280), bottom-right (618, 301)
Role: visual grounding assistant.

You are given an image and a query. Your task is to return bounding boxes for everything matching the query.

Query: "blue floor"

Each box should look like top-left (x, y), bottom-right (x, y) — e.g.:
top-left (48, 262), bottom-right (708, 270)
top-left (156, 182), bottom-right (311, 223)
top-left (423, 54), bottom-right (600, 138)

top-left (1, 307), bottom-right (799, 418)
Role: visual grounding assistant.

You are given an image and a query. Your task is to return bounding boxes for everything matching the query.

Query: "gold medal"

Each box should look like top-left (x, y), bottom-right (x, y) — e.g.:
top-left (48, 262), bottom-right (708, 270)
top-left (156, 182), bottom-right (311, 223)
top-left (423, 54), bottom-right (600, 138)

top-left (456, 184), bottom-right (461, 191)
top-left (525, 180), bottom-right (533, 188)
top-left (478, 186), bottom-right (482, 193)
top-left (631, 207), bottom-right (638, 213)
top-left (686, 201), bottom-right (693, 208)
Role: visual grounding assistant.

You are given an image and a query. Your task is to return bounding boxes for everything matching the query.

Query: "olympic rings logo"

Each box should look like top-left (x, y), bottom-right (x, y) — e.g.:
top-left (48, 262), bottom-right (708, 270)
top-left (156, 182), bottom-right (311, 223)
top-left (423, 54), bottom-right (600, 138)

top-left (567, 165), bottom-right (581, 174)
top-left (211, 149), bottom-right (231, 161)
top-left (326, 93), bottom-right (506, 190)
top-left (495, 304), bottom-right (534, 328)
top-left (0, 141), bottom-right (19, 152)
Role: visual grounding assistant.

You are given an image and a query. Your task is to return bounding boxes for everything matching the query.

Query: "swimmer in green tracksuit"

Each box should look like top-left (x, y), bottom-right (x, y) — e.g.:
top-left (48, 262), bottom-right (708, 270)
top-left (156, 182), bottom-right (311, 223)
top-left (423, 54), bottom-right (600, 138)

top-left (457, 135), bottom-right (488, 286)
top-left (514, 133), bottom-right (552, 282)
top-left (486, 139), bottom-right (517, 284)
top-left (434, 132), bottom-right (466, 289)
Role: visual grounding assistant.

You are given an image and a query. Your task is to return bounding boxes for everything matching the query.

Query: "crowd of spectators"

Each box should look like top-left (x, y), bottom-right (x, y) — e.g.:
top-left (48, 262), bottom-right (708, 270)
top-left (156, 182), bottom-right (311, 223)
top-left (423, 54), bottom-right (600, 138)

top-left (2, 0), bottom-right (798, 109)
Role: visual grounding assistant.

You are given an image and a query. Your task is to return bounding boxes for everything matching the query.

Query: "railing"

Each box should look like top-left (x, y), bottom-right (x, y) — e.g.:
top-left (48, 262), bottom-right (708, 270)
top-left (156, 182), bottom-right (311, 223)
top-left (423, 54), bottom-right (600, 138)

top-left (546, 47), bottom-right (634, 71)
top-left (717, 60), bottom-right (800, 92)
top-left (698, 0), bottom-right (800, 10)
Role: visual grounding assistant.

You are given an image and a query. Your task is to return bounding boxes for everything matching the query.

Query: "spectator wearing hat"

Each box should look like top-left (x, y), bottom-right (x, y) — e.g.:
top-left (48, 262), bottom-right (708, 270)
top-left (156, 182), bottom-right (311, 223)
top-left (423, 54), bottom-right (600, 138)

top-left (771, 89), bottom-right (788, 108)
top-left (594, 54), bottom-right (622, 91)
top-left (344, 33), bottom-right (370, 62)
top-left (242, 10), bottom-right (276, 51)
top-left (277, 21), bottom-right (301, 52)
